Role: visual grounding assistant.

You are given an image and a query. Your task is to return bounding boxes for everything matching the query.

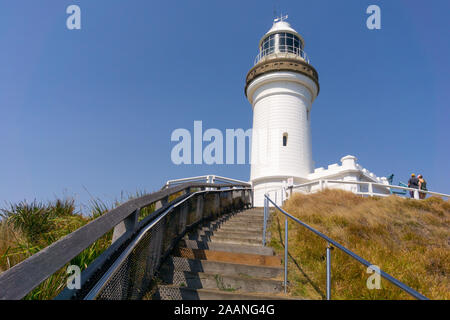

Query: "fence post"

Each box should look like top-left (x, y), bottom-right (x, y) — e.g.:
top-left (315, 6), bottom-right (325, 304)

top-left (155, 196), bottom-right (169, 210)
top-left (284, 216), bottom-right (288, 293)
top-left (111, 209), bottom-right (140, 244)
top-left (326, 243), bottom-right (333, 300)
top-left (368, 183), bottom-right (374, 197)
top-left (414, 189), bottom-right (420, 199)
top-left (263, 196), bottom-right (267, 246)
top-left (320, 179), bottom-right (323, 191)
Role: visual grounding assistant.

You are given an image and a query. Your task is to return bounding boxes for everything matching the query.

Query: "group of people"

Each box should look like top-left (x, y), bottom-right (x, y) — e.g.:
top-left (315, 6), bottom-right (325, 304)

top-left (407, 173), bottom-right (427, 199)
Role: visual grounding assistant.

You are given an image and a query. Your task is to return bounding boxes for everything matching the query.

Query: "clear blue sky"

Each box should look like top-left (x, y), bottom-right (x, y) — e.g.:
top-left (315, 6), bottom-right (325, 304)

top-left (0, 0), bottom-right (449, 208)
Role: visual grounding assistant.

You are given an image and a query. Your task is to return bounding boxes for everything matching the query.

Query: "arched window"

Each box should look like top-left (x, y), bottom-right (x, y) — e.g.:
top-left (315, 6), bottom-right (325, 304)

top-left (283, 133), bottom-right (288, 146)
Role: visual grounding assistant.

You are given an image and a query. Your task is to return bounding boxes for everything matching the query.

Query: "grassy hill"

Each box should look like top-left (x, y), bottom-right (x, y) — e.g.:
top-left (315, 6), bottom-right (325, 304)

top-left (268, 190), bottom-right (449, 300)
top-left (0, 198), bottom-right (114, 299)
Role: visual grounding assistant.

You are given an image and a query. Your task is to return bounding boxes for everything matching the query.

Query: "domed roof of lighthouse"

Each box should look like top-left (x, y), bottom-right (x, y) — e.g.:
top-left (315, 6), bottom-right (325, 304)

top-left (259, 19), bottom-right (305, 48)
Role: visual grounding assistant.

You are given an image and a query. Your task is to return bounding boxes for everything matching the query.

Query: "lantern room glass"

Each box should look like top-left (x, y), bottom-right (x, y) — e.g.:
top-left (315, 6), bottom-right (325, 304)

top-left (260, 32), bottom-right (303, 59)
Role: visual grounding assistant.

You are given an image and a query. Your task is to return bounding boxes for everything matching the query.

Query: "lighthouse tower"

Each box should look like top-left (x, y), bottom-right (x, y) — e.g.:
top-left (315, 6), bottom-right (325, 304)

top-left (245, 17), bottom-right (320, 206)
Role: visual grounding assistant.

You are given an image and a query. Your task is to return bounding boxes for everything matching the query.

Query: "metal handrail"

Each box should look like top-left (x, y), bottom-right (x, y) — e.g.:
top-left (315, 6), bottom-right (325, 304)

top-left (165, 175), bottom-right (250, 189)
top-left (291, 179), bottom-right (450, 200)
top-left (263, 194), bottom-right (429, 300)
top-left (0, 181), bottom-right (250, 300)
top-left (84, 187), bottom-right (250, 299)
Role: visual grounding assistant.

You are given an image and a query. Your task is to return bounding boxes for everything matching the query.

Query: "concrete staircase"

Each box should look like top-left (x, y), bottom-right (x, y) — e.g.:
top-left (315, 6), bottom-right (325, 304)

top-left (154, 208), bottom-right (297, 300)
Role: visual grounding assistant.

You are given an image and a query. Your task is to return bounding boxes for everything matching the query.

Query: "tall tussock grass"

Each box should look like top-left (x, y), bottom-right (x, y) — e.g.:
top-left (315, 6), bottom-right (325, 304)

top-left (0, 196), bottom-right (122, 299)
top-left (0, 189), bottom-right (155, 299)
top-left (269, 189), bottom-right (450, 300)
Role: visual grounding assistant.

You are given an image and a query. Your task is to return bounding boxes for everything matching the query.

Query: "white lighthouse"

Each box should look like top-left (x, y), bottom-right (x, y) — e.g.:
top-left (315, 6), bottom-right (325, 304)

top-left (246, 17), bottom-right (320, 206)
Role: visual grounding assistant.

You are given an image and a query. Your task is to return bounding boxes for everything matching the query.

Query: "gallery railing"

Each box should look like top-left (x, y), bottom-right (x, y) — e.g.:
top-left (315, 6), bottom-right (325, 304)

top-left (265, 180), bottom-right (449, 204)
top-left (0, 181), bottom-right (252, 300)
top-left (263, 194), bottom-right (429, 300)
top-left (254, 47), bottom-right (310, 65)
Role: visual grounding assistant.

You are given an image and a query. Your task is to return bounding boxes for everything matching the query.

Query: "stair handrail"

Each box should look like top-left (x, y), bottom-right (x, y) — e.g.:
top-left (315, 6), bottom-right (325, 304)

top-left (0, 181), bottom-right (250, 300)
top-left (83, 187), bottom-right (251, 299)
top-left (263, 193), bottom-right (429, 300)
top-left (164, 175), bottom-right (250, 188)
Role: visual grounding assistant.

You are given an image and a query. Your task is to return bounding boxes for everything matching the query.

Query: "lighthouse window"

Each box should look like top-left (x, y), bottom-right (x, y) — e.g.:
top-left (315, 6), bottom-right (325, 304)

top-left (261, 35), bottom-right (275, 56)
top-left (283, 133), bottom-right (288, 146)
top-left (260, 33), bottom-right (302, 60)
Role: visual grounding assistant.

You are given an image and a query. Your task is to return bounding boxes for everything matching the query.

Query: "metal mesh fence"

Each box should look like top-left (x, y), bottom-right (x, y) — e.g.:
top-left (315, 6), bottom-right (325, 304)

top-left (89, 189), bottom-right (250, 300)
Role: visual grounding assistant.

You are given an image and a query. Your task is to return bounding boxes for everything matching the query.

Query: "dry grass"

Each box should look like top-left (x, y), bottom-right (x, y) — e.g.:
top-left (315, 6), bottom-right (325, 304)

top-left (268, 189), bottom-right (450, 300)
top-left (0, 198), bottom-right (112, 299)
top-left (0, 221), bottom-right (26, 273)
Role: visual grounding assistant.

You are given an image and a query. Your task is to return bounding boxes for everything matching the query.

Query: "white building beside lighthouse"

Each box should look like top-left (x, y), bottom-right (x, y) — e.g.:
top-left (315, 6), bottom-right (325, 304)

top-left (246, 17), bottom-right (390, 206)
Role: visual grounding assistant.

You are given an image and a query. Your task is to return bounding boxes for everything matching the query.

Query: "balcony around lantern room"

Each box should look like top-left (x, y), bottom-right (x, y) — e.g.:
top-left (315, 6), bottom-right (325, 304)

top-left (254, 45), bottom-right (310, 65)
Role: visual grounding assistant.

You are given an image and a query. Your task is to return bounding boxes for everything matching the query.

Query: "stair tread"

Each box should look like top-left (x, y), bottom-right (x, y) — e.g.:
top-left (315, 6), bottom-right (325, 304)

top-left (173, 247), bottom-right (282, 267)
top-left (154, 208), bottom-right (292, 301)
top-left (157, 285), bottom-right (301, 300)
top-left (179, 239), bottom-right (275, 256)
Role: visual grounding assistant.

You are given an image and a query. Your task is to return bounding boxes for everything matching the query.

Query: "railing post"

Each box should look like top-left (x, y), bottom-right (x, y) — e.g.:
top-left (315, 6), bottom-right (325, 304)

top-left (368, 183), bottom-right (374, 197)
top-left (155, 196), bottom-right (168, 210)
top-left (263, 196), bottom-right (267, 246)
top-left (326, 243), bottom-right (332, 300)
top-left (284, 216), bottom-right (288, 294)
top-left (111, 209), bottom-right (139, 244)
top-left (414, 189), bottom-right (419, 200)
top-left (320, 179), bottom-right (323, 191)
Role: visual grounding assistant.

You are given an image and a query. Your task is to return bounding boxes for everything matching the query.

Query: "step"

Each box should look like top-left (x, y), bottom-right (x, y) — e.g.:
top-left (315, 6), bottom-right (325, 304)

top-left (225, 219), bottom-right (267, 227)
top-left (196, 226), bottom-right (263, 237)
top-left (155, 285), bottom-right (299, 300)
top-left (179, 239), bottom-right (275, 256)
top-left (221, 219), bottom-right (266, 228)
top-left (218, 225), bottom-right (264, 232)
top-left (209, 232), bottom-right (262, 242)
top-left (173, 248), bottom-right (281, 267)
top-left (241, 209), bottom-right (264, 214)
top-left (235, 212), bottom-right (265, 218)
top-left (187, 228), bottom-right (264, 240)
top-left (230, 215), bottom-right (265, 221)
top-left (160, 270), bottom-right (283, 293)
top-left (213, 229), bottom-right (263, 238)
top-left (209, 235), bottom-right (263, 246)
top-left (163, 256), bottom-right (284, 279)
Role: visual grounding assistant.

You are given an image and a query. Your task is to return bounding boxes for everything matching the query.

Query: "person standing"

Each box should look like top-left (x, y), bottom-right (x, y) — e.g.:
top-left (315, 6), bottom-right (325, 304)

top-left (418, 174), bottom-right (427, 199)
top-left (408, 173), bottom-right (419, 198)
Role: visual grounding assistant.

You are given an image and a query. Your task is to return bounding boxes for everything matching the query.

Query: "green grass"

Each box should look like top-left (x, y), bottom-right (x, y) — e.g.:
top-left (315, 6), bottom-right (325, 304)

top-left (269, 190), bottom-right (450, 300)
top-left (0, 190), bottom-right (154, 300)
